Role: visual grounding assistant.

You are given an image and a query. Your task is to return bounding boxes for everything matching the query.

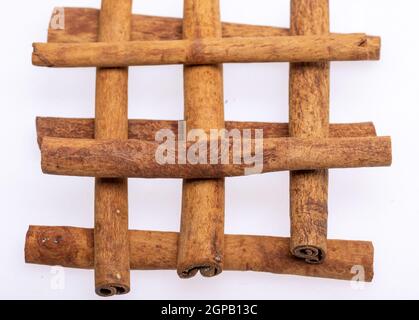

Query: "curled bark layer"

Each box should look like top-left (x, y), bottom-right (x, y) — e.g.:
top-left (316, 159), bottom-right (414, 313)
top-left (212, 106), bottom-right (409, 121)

top-left (25, 226), bottom-right (374, 282)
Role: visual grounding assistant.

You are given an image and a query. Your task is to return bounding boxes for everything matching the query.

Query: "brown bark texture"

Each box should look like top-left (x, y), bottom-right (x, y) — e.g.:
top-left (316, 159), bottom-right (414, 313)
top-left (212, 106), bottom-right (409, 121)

top-left (25, 226), bottom-right (374, 282)
top-left (36, 117), bottom-right (377, 146)
top-left (93, 0), bottom-right (132, 297)
top-left (177, 0), bottom-right (225, 278)
top-left (48, 7), bottom-right (289, 43)
top-left (27, 1), bottom-right (390, 292)
top-left (289, 0), bottom-right (330, 264)
top-left (32, 34), bottom-right (381, 68)
top-left (40, 136), bottom-right (392, 178)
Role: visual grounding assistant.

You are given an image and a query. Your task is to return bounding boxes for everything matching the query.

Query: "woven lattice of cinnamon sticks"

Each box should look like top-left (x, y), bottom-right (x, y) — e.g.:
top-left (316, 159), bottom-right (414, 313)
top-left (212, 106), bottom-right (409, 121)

top-left (26, 1), bottom-right (391, 297)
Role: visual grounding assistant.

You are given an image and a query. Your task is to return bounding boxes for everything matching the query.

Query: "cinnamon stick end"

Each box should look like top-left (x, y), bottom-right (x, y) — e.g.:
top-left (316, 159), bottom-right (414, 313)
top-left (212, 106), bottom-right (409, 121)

top-left (366, 122), bottom-right (377, 136)
top-left (178, 262), bottom-right (222, 279)
top-left (36, 117), bottom-right (44, 148)
top-left (95, 284), bottom-right (130, 297)
top-left (292, 245), bottom-right (326, 264)
top-left (363, 36), bottom-right (381, 61)
top-left (32, 44), bottom-right (45, 66)
top-left (386, 136), bottom-right (393, 166)
top-left (366, 243), bottom-right (375, 282)
top-left (24, 226), bottom-right (36, 264)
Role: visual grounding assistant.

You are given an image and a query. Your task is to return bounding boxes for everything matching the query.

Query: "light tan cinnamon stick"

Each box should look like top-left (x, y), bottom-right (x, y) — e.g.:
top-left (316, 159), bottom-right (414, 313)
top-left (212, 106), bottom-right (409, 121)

top-left (177, 0), bottom-right (225, 278)
top-left (48, 7), bottom-right (289, 43)
top-left (36, 117), bottom-right (377, 146)
top-left (32, 34), bottom-right (381, 68)
top-left (93, 0), bottom-right (132, 297)
top-left (40, 136), bottom-right (392, 178)
top-left (25, 226), bottom-right (374, 282)
top-left (289, 0), bottom-right (330, 264)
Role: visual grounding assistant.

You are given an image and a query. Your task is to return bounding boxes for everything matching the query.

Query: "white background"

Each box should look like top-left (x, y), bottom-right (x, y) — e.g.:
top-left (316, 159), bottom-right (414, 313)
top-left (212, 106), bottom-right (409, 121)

top-left (0, 0), bottom-right (417, 300)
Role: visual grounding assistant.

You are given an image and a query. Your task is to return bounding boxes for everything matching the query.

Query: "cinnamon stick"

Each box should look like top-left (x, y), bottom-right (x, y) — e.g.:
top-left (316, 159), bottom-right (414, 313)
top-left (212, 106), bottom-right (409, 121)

top-left (32, 34), bottom-right (381, 68)
top-left (40, 136), bottom-right (392, 178)
top-left (36, 117), bottom-right (377, 147)
top-left (25, 226), bottom-right (374, 282)
top-left (289, 0), bottom-right (331, 264)
top-left (177, 0), bottom-right (225, 278)
top-left (48, 7), bottom-right (289, 43)
top-left (93, 0), bottom-right (132, 297)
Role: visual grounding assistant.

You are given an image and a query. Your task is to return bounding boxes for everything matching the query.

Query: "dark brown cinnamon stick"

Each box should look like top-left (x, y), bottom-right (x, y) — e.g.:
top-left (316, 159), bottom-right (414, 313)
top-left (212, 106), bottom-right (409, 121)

top-left (40, 136), bottom-right (392, 178)
top-left (288, 0), bottom-right (330, 264)
top-left (25, 226), bottom-right (374, 282)
top-left (93, 0), bottom-right (132, 297)
top-left (32, 34), bottom-right (381, 68)
top-left (177, 0), bottom-right (225, 278)
top-left (48, 7), bottom-right (289, 43)
top-left (36, 117), bottom-right (377, 147)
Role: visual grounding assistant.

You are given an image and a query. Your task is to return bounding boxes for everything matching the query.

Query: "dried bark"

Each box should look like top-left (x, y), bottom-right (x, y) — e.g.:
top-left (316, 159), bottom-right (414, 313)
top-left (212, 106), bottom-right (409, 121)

top-left (177, 0), bottom-right (225, 278)
top-left (47, 7), bottom-right (289, 43)
top-left (40, 136), bottom-right (392, 178)
top-left (36, 117), bottom-right (377, 147)
top-left (32, 34), bottom-right (381, 68)
top-left (289, 0), bottom-right (330, 264)
top-left (27, 1), bottom-right (390, 293)
top-left (25, 226), bottom-right (374, 282)
top-left (93, 0), bottom-right (132, 297)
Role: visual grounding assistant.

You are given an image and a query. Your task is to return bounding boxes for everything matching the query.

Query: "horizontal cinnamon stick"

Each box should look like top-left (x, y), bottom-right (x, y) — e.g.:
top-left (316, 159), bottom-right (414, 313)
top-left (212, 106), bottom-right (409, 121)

top-left (36, 117), bottom-right (377, 146)
top-left (32, 34), bottom-right (380, 68)
top-left (25, 226), bottom-right (374, 282)
top-left (48, 7), bottom-right (289, 43)
top-left (40, 136), bottom-right (392, 178)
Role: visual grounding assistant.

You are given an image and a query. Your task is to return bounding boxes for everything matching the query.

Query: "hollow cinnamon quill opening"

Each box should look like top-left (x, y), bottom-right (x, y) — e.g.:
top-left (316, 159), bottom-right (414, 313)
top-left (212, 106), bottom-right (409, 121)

top-left (96, 284), bottom-right (130, 297)
top-left (180, 263), bottom-right (222, 279)
top-left (292, 246), bottom-right (325, 264)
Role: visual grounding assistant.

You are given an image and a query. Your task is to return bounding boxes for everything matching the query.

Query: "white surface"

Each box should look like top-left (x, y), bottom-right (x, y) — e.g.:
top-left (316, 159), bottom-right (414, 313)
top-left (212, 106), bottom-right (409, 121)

top-left (0, 0), bottom-right (416, 300)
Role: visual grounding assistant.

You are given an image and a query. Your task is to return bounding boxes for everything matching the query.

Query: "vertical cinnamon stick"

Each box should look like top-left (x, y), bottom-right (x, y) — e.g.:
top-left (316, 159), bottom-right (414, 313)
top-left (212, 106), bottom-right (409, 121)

top-left (289, 0), bottom-right (330, 264)
top-left (177, 0), bottom-right (225, 278)
top-left (94, 0), bottom-right (132, 296)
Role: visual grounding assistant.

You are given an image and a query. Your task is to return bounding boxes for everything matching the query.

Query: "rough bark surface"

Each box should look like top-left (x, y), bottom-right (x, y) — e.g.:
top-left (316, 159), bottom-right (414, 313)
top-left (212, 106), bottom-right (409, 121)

top-left (36, 117), bottom-right (377, 146)
top-left (289, 0), bottom-right (330, 264)
top-left (93, 0), bottom-right (132, 297)
top-left (32, 34), bottom-right (381, 68)
top-left (177, 0), bottom-right (225, 278)
top-left (27, 1), bottom-right (390, 292)
top-left (48, 7), bottom-right (289, 43)
top-left (40, 136), bottom-right (392, 178)
top-left (25, 226), bottom-right (374, 282)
